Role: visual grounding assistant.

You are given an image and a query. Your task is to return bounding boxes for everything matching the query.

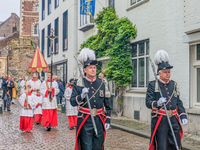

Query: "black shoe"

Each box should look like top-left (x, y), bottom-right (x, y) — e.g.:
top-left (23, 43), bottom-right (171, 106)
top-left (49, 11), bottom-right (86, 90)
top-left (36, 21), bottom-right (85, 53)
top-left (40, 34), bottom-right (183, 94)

top-left (36, 122), bottom-right (39, 125)
top-left (12, 102), bottom-right (14, 104)
top-left (73, 126), bottom-right (76, 129)
top-left (70, 127), bottom-right (74, 130)
top-left (47, 124), bottom-right (51, 131)
top-left (7, 110), bottom-right (10, 111)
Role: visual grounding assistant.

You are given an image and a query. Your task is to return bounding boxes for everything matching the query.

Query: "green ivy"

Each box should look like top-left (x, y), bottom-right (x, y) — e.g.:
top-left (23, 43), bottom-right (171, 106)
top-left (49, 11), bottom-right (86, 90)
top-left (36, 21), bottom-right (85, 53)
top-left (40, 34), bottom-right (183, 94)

top-left (80, 7), bottom-right (137, 89)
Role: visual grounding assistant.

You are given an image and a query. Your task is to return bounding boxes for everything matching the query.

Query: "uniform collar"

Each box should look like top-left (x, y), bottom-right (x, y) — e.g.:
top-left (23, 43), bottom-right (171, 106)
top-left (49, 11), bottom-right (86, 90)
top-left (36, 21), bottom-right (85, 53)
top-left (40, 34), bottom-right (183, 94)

top-left (85, 76), bottom-right (96, 82)
top-left (69, 86), bottom-right (73, 89)
top-left (159, 78), bottom-right (170, 84)
top-left (36, 94), bottom-right (41, 97)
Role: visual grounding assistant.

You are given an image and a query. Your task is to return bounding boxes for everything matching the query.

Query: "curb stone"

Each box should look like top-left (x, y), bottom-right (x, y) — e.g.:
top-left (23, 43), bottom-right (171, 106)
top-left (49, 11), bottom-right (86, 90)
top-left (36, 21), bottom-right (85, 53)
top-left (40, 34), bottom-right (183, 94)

top-left (111, 123), bottom-right (198, 150)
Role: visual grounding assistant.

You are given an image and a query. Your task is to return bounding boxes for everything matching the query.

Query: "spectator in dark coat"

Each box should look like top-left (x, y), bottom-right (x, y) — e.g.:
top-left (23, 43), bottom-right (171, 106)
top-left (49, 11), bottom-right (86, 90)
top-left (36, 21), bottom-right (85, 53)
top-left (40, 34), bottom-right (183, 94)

top-left (0, 76), bottom-right (4, 90)
top-left (2, 77), bottom-right (7, 99)
top-left (57, 78), bottom-right (65, 104)
top-left (4, 89), bottom-right (11, 111)
top-left (2, 75), bottom-right (14, 101)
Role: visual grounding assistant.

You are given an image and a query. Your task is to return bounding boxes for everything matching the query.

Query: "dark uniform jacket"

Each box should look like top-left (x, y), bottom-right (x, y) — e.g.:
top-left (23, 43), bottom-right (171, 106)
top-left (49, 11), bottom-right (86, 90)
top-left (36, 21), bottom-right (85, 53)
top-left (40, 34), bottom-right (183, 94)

top-left (2, 80), bottom-right (14, 100)
top-left (146, 79), bottom-right (187, 120)
top-left (70, 77), bottom-right (111, 123)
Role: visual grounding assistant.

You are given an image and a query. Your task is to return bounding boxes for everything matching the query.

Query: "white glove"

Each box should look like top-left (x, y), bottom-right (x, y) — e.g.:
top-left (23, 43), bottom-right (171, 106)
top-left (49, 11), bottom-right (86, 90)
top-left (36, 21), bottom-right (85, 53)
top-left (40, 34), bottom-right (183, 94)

top-left (157, 97), bottom-right (167, 106)
top-left (105, 123), bottom-right (110, 130)
top-left (81, 87), bottom-right (89, 99)
top-left (181, 119), bottom-right (188, 126)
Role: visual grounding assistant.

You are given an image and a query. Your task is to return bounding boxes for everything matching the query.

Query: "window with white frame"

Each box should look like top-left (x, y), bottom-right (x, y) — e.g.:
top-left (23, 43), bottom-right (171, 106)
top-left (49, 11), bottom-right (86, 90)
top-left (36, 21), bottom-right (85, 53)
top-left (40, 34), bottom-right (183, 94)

top-left (80, 14), bottom-right (94, 27)
top-left (131, 40), bottom-right (149, 88)
top-left (130, 0), bottom-right (143, 5)
top-left (63, 10), bottom-right (68, 51)
top-left (108, 0), bottom-right (115, 8)
top-left (42, 0), bottom-right (45, 20)
top-left (34, 24), bottom-right (39, 35)
top-left (191, 43), bottom-right (200, 105)
top-left (47, 23), bottom-right (51, 57)
top-left (54, 17), bottom-right (59, 54)
top-left (55, 0), bottom-right (59, 8)
top-left (35, 5), bottom-right (39, 12)
top-left (48, 0), bottom-right (51, 15)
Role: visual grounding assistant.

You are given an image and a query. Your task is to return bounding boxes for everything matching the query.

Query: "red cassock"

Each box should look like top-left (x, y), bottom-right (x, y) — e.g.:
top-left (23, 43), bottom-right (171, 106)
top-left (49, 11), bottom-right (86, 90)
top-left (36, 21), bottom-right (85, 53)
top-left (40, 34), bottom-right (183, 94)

top-left (40, 80), bottom-right (59, 127)
top-left (68, 116), bottom-right (77, 128)
top-left (34, 94), bottom-right (43, 123)
top-left (64, 86), bottom-right (78, 128)
top-left (19, 92), bottom-right (36, 132)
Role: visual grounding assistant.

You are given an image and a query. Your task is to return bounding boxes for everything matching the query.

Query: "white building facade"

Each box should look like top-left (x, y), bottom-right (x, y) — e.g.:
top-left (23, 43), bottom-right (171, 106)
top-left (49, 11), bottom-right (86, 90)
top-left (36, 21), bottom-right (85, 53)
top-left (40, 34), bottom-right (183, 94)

top-left (39, 0), bottom-right (79, 84)
top-left (39, 0), bottom-right (200, 133)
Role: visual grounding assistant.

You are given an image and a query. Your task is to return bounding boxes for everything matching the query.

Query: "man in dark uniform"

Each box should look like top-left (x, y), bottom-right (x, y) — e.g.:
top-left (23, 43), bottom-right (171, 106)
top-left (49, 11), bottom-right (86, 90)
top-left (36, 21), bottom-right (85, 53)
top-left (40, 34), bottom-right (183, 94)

top-left (70, 48), bottom-right (111, 150)
top-left (146, 50), bottom-right (188, 150)
top-left (2, 75), bottom-right (14, 111)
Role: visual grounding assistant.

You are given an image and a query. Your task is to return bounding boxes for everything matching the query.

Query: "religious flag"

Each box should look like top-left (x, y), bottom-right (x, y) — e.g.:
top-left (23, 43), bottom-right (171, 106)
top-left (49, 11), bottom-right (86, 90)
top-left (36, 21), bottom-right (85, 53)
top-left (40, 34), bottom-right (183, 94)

top-left (80, 0), bottom-right (95, 16)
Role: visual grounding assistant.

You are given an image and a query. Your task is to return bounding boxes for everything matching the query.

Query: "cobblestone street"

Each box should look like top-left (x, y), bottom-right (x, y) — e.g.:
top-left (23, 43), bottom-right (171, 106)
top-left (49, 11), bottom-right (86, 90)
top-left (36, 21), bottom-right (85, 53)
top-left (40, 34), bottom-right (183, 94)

top-left (0, 103), bottom-right (149, 150)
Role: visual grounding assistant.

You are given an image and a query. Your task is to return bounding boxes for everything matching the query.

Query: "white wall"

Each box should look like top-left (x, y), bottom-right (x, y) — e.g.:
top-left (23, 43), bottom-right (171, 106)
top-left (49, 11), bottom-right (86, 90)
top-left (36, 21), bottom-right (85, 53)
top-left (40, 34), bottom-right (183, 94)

top-left (184, 0), bottom-right (200, 33)
top-left (39, 0), bottom-right (79, 81)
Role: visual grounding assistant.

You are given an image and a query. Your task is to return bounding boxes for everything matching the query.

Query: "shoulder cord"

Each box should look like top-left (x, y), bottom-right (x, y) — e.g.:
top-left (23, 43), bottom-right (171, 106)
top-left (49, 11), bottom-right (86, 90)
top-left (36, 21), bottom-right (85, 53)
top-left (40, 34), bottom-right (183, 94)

top-left (159, 83), bottom-right (175, 110)
top-left (81, 81), bottom-right (104, 107)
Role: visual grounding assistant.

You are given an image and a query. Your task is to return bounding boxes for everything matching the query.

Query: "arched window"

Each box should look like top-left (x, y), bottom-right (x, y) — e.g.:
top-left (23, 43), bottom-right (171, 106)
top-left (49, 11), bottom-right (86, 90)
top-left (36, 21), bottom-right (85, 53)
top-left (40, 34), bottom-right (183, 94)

top-left (34, 24), bottom-right (39, 35)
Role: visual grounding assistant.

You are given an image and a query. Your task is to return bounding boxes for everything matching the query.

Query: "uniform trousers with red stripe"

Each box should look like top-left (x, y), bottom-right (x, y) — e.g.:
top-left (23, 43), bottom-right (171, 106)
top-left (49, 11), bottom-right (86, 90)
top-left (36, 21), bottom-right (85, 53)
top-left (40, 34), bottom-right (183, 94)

top-left (79, 116), bottom-right (104, 150)
top-left (152, 115), bottom-right (181, 150)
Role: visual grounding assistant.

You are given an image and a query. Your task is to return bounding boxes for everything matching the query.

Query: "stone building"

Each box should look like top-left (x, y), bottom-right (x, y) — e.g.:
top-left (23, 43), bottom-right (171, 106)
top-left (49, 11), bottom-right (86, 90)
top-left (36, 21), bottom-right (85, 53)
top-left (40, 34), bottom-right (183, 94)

top-left (0, 57), bottom-right (7, 78)
top-left (0, 13), bottom-right (20, 53)
top-left (20, 0), bottom-right (39, 45)
top-left (0, 13), bottom-right (20, 78)
top-left (7, 38), bottom-right (35, 79)
top-left (0, 13), bottom-right (19, 38)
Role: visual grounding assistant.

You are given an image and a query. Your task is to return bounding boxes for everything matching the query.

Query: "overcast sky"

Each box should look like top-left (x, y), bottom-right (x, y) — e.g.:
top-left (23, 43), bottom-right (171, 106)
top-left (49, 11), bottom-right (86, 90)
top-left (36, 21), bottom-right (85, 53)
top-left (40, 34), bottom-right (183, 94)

top-left (0, 0), bottom-right (20, 21)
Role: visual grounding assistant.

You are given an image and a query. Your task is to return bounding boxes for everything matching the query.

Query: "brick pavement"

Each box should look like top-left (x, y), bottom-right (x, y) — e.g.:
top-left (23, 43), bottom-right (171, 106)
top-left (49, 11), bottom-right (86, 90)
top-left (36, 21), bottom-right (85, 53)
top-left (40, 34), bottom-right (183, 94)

top-left (0, 103), bottom-right (149, 150)
top-left (111, 115), bottom-right (200, 150)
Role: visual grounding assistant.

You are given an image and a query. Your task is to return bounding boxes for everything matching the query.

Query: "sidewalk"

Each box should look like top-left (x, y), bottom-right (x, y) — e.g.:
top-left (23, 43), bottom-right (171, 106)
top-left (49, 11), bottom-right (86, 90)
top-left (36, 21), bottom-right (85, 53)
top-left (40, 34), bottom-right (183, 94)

top-left (111, 114), bottom-right (200, 150)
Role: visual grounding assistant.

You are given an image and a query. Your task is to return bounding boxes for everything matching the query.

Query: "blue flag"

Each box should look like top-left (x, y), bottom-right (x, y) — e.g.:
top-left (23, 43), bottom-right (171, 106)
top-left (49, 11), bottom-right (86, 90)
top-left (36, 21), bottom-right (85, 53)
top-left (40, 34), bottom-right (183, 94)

top-left (80, 0), bottom-right (95, 16)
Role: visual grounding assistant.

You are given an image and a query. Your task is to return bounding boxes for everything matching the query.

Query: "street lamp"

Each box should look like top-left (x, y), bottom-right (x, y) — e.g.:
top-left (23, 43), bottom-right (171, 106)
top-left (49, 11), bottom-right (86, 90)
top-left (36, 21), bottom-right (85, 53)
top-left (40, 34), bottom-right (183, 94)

top-left (46, 28), bottom-right (58, 86)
